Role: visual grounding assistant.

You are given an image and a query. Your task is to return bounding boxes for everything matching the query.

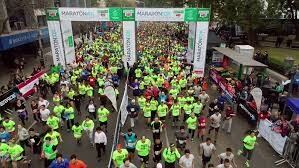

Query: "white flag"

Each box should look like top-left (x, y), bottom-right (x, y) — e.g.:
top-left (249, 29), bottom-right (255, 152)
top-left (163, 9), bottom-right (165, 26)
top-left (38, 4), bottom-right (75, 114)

top-left (250, 88), bottom-right (263, 112)
top-left (120, 84), bottom-right (128, 126)
top-left (104, 85), bottom-right (117, 111)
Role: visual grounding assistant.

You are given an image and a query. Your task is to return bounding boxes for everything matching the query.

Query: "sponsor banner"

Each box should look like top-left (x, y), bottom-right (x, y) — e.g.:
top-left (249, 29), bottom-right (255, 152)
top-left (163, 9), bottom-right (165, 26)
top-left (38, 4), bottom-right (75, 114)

top-left (60, 21), bottom-right (76, 64)
top-left (48, 21), bottom-right (66, 67)
top-left (104, 85), bottom-right (118, 111)
top-left (184, 8), bottom-right (198, 22)
top-left (120, 84), bottom-right (128, 126)
top-left (187, 22), bottom-right (196, 63)
top-left (17, 71), bottom-right (45, 98)
top-left (250, 88), bottom-right (263, 112)
top-left (122, 21), bottom-right (136, 69)
top-left (135, 8), bottom-right (185, 22)
top-left (109, 8), bottom-right (123, 21)
top-left (258, 119), bottom-right (287, 155)
top-left (0, 87), bottom-right (19, 108)
top-left (193, 21), bottom-right (209, 77)
top-left (59, 8), bottom-right (109, 21)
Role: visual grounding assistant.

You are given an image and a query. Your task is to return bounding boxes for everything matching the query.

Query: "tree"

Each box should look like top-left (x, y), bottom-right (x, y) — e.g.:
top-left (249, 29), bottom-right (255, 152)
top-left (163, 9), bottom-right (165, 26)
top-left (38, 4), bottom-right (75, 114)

top-left (215, 0), bottom-right (266, 46)
top-left (267, 0), bottom-right (299, 40)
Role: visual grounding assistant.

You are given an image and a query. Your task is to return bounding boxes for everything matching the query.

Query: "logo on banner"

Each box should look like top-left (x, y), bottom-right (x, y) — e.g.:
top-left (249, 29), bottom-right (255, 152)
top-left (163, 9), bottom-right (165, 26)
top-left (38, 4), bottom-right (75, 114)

top-left (136, 11), bottom-right (171, 17)
top-left (61, 10), bottom-right (95, 17)
top-left (195, 30), bottom-right (204, 63)
top-left (51, 28), bottom-right (61, 63)
top-left (173, 9), bottom-right (184, 17)
top-left (125, 30), bottom-right (132, 62)
top-left (198, 8), bottom-right (210, 22)
top-left (97, 9), bottom-right (108, 17)
top-left (184, 8), bottom-right (198, 21)
top-left (123, 8), bottom-right (135, 21)
top-left (109, 8), bottom-right (123, 21)
top-left (47, 8), bottom-right (59, 21)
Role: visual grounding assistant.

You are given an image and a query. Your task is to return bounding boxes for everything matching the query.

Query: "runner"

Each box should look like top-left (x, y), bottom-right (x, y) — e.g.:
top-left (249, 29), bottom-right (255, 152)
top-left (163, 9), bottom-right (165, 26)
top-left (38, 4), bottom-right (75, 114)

top-left (198, 113), bottom-right (207, 142)
top-left (7, 139), bottom-right (25, 168)
top-left (218, 148), bottom-right (237, 168)
top-left (237, 130), bottom-right (257, 167)
top-left (151, 117), bottom-right (163, 141)
top-left (0, 141), bottom-right (9, 168)
top-left (170, 100), bottom-right (181, 127)
top-left (97, 105), bottom-right (110, 132)
top-left (153, 138), bottom-right (163, 164)
top-left (136, 136), bottom-right (151, 168)
top-left (162, 143), bottom-right (181, 168)
top-left (179, 149), bottom-right (195, 168)
top-left (47, 113), bottom-right (60, 130)
top-left (112, 144), bottom-right (128, 168)
top-left (127, 99), bottom-right (140, 128)
top-left (2, 117), bottom-right (15, 134)
top-left (72, 122), bottom-right (83, 145)
top-left (186, 112), bottom-right (197, 141)
top-left (42, 137), bottom-right (58, 168)
top-left (221, 106), bottom-right (236, 134)
top-left (200, 138), bottom-right (216, 168)
top-left (208, 111), bottom-right (222, 143)
top-left (94, 127), bottom-right (107, 161)
top-left (122, 128), bottom-right (137, 161)
top-left (216, 159), bottom-right (233, 168)
top-left (69, 154), bottom-right (87, 168)
top-left (49, 153), bottom-right (69, 168)
top-left (120, 158), bottom-right (137, 168)
top-left (175, 126), bottom-right (189, 151)
top-left (82, 116), bottom-right (95, 146)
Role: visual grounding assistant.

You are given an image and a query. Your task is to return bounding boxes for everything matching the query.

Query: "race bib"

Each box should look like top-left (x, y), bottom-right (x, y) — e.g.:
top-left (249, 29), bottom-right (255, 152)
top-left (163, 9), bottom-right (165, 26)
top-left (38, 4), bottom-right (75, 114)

top-left (178, 140), bottom-right (185, 144)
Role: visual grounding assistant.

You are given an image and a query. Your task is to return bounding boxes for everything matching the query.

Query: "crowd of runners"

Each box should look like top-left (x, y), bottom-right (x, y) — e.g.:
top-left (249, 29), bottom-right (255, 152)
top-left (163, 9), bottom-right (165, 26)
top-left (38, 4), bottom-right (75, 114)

top-left (0, 23), bottom-right (258, 168)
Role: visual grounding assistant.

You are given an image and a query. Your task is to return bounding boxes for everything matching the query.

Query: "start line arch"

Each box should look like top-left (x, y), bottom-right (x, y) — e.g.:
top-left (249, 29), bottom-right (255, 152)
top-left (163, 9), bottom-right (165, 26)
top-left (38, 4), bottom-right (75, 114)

top-left (46, 7), bottom-right (210, 77)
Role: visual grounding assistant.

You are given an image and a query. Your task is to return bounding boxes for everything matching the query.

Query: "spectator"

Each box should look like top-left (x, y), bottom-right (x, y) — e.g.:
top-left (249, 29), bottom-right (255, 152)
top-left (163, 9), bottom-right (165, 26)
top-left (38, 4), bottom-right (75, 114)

top-left (49, 154), bottom-right (69, 168)
top-left (69, 154), bottom-right (87, 168)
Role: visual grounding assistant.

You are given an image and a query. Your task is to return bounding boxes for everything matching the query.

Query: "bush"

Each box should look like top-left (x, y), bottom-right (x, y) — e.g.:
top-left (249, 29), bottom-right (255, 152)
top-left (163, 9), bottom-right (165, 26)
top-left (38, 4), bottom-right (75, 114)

top-left (268, 58), bottom-right (287, 75)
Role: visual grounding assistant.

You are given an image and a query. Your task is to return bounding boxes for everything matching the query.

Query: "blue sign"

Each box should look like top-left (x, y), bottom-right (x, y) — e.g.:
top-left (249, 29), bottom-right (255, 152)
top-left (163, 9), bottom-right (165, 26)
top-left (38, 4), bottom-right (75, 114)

top-left (0, 28), bottom-right (49, 51)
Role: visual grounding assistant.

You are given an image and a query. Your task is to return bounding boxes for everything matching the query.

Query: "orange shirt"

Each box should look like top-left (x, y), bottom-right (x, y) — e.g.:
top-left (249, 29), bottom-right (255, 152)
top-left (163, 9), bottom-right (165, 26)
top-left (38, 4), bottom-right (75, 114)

top-left (69, 160), bottom-right (87, 168)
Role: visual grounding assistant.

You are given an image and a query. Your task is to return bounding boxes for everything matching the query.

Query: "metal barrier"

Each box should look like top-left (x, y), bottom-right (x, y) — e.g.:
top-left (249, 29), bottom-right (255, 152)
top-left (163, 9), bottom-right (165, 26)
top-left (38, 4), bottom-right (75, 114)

top-left (275, 132), bottom-right (299, 167)
top-left (107, 105), bottom-right (122, 168)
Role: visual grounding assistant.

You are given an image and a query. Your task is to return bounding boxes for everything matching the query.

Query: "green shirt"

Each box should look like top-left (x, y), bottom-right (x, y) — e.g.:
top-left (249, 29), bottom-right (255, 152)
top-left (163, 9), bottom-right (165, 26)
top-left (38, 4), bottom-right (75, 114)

top-left (138, 97), bottom-right (146, 109)
top-left (44, 131), bottom-right (60, 146)
top-left (53, 105), bottom-right (65, 117)
top-left (178, 97), bottom-right (187, 108)
top-left (143, 105), bottom-right (152, 118)
top-left (135, 139), bottom-right (151, 156)
top-left (150, 100), bottom-right (158, 111)
top-left (2, 120), bottom-right (15, 132)
top-left (243, 135), bottom-right (256, 150)
top-left (157, 104), bottom-right (168, 117)
top-left (186, 116), bottom-right (197, 130)
top-left (42, 143), bottom-right (56, 160)
top-left (0, 143), bottom-right (8, 156)
top-left (65, 107), bottom-right (75, 120)
top-left (193, 103), bottom-right (203, 114)
top-left (171, 104), bottom-right (181, 116)
top-left (183, 104), bottom-right (193, 115)
top-left (46, 116), bottom-right (60, 130)
top-left (112, 149), bottom-right (128, 167)
top-left (72, 125), bottom-right (83, 138)
top-left (97, 108), bottom-right (110, 122)
top-left (82, 120), bottom-right (94, 130)
top-left (163, 147), bottom-right (181, 163)
top-left (8, 144), bottom-right (23, 161)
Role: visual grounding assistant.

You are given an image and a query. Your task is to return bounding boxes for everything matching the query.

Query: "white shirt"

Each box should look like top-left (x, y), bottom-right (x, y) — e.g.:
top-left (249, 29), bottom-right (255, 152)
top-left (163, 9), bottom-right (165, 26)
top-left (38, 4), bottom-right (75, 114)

top-left (199, 94), bottom-right (210, 104)
top-left (40, 109), bottom-right (50, 121)
top-left (38, 100), bottom-right (49, 108)
top-left (210, 113), bottom-right (222, 128)
top-left (218, 153), bottom-right (234, 162)
top-left (216, 164), bottom-right (233, 168)
top-left (94, 131), bottom-right (107, 145)
top-left (179, 154), bottom-right (194, 168)
top-left (88, 104), bottom-right (96, 113)
top-left (200, 142), bottom-right (216, 157)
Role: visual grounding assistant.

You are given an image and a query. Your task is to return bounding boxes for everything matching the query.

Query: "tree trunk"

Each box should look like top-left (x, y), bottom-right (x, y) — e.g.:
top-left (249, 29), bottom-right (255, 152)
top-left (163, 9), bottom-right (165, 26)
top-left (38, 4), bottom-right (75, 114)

top-left (295, 22), bottom-right (299, 40)
top-left (248, 27), bottom-right (256, 47)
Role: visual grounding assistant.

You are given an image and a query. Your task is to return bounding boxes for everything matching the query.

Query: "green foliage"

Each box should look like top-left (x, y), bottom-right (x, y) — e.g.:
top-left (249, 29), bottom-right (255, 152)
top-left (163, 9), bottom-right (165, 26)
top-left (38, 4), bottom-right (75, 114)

top-left (216, 0), bottom-right (266, 31)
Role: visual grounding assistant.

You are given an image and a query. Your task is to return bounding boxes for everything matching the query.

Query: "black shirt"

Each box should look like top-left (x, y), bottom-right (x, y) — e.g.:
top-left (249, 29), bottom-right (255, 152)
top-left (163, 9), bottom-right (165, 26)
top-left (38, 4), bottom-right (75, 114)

top-left (154, 142), bottom-right (163, 152)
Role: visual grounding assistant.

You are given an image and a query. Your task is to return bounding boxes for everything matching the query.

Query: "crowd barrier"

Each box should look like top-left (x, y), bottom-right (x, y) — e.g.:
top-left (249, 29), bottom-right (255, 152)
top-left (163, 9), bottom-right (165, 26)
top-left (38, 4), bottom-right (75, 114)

top-left (275, 136), bottom-right (299, 167)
